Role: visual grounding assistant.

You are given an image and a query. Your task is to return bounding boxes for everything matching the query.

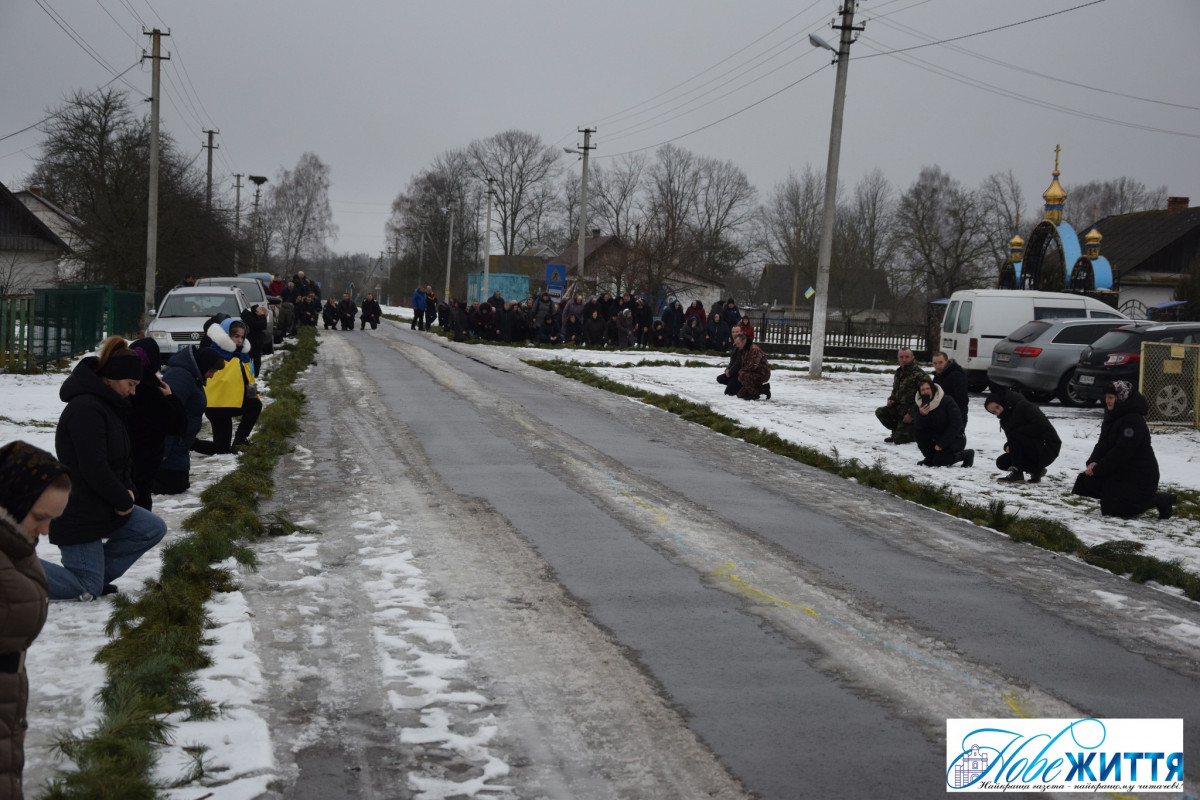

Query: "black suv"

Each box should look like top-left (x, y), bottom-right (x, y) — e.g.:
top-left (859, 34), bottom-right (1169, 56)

top-left (1070, 322), bottom-right (1200, 415)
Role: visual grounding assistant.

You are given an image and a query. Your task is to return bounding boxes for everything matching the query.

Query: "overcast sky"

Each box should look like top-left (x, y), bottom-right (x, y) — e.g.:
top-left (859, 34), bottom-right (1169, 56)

top-left (3, 0), bottom-right (1198, 260)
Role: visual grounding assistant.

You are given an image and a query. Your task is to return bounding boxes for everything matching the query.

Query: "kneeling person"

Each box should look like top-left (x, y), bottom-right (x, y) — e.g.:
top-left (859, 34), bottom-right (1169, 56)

top-left (913, 377), bottom-right (973, 467)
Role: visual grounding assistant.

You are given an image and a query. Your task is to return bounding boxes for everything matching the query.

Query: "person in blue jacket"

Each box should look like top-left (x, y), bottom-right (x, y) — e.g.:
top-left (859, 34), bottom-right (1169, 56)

top-left (154, 346), bottom-right (225, 494)
top-left (411, 285), bottom-right (427, 331)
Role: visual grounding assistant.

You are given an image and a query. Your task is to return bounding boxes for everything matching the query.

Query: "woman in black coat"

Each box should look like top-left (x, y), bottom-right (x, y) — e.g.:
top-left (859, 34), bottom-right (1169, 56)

top-left (583, 310), bottom-right (607, 346)
top-left (984, 388), bottom-right (1061, 484)
top-left (1072, 381), bottom-right (1176, 519)
top-left (126, 337), bottom-right (185, 511)
top-left (42, 337), bottom-right (168, 600)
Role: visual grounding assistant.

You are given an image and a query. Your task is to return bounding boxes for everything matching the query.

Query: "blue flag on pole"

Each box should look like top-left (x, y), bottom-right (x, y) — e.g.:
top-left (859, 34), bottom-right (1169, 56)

top-left (804, 286), bottom-right (815, 299)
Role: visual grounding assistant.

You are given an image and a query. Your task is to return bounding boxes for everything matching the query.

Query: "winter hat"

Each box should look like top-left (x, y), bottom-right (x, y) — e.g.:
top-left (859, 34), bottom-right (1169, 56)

top-left (98, 350), bottom-right (144, 381)
top-left (129, 337), bottom-right (161, 371)
top-left (984, 390), bottom-right (1007, 409)
top-left (193, 347), bottom-right (225, 374)
top-left (1104, 381), bottom-right (1132, 403)
top-left (0, 441), bottom-right (70, 523)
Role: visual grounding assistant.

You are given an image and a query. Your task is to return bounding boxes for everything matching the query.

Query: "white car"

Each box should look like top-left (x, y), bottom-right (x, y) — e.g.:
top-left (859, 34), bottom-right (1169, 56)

top-left (196, 276), bottom-right (282, 349)
top-left (146, 286), bottom-right (250, 365)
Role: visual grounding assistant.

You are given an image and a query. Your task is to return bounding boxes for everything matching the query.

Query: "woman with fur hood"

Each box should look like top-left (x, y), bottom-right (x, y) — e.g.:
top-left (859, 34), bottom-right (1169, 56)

top-left (1072, 380), bottom-right (1176, 519)
top-left (0, 441), bottom-right (70, 798)
top-left (196, 318), bottom-right (261, 455)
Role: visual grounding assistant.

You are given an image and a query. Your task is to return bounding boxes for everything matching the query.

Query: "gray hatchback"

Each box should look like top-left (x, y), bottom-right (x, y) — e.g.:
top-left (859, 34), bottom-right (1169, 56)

top-left (987, 318), bottom-right (1123, 406)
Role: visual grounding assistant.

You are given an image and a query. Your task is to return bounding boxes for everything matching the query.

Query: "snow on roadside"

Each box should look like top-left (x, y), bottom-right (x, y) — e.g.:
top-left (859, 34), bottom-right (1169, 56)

top-left (519, 346), bottom-right (1200, 588)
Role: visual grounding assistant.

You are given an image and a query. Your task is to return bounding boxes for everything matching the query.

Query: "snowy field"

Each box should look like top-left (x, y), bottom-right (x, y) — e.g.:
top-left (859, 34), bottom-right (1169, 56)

top-left (3, 314), bottom-right (1198, 796)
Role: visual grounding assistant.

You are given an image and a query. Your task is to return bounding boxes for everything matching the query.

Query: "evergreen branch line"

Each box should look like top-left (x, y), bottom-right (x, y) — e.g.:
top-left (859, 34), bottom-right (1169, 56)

top-left (40, 329), bottom-right (319, 799)
top-left (528, 359), bottom-right (1200, 602)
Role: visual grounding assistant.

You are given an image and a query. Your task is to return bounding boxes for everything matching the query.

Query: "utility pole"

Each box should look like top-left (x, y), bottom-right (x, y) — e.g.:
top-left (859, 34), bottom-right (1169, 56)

top-left (443, 203), bottom-right (455, 301)
top-left (142, 28), bottom-right (170, 314)
top-left (233, 173), bottom-right (243, 273)
top-left (202, 129), bottom-right (219, 212)
top-left (808, 3), bottom-right (863, 379)
top-left (565, 128), bottom-right (595, 280)
top-left (482, 177), bottom-right (495, 299)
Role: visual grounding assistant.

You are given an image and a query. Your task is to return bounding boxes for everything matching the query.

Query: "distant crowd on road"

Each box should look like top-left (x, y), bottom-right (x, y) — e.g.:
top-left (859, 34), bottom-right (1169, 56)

top-left (409, 286), bottom-right (748, 354)
top-left (873, 347), bottom-right (1177, 520)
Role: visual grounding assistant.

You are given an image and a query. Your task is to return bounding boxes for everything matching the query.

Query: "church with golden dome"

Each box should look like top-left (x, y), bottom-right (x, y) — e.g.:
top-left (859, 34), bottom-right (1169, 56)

top-left (999, 145), bottom-right (1115, 298)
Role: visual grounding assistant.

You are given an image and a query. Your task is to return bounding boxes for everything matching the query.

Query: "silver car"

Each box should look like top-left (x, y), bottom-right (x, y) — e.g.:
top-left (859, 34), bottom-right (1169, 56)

top-left (146, 286), bottom-right (250, 364)
top-left (987, 318), bottom-right (1123, 406)
top-left (196, 276), bottom-right (282, 349)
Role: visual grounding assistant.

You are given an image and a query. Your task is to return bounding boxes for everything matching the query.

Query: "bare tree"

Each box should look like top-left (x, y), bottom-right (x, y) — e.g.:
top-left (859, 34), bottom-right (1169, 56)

top-left (893, 166), bottom-right (993, 299)
top-left (589, 153), bottom-right (647, 240)
top-left (1064, 177), bottom-right (1168, 226)
top-left (267, 152), bottom-right (337, 273)
top-left (831, 168), bottom-right (896, 317)
top-left (690, 155), bottom-right (757, 280)
top-left (754, 165), bottom-right (825, 306)
top-left (979, 169), bottom-right (1029, 274)
top-left (466, 130), bottom-right (561, 255)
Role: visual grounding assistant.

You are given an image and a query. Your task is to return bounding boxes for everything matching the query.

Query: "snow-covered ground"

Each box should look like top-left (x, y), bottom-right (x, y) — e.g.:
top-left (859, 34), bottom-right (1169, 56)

top-left (4, 312), bottom-right (1198, 796)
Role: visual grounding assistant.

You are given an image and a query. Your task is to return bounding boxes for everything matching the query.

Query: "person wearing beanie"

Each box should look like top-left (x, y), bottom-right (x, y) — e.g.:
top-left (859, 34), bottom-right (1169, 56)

top-left (1072, 381), bottom-right (1177, 519)
top-left (126, 337), bottom-right (185, 511)
top-left (195, 318), bottom-right (261, 454)
top-left (155, 346), bottom-right (224, 495)
top-left (43, 336), bottom-right (168, 601)
top-left (0, 441), bottom-right (70, 799)
top-left (984, 388), bottom-right (1062, 484)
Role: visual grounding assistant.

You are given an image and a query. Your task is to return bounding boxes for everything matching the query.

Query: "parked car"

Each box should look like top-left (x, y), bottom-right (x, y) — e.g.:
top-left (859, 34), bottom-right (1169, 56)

top-left (987, 318), bottom-right (1124, 406)
top-left (940, 289), bottom-right (1127, 390)
top-left (146, 286), bottom-right (251, 365)
top-left (1070, 321), bottom-right (1200, 417)
top-left (196, 276), bottom-right (282, 348)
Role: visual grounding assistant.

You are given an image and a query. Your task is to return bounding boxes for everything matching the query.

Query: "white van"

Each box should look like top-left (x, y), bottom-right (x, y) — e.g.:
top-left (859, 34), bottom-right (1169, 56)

top-left (939, 290), bottom-right (1126, 390)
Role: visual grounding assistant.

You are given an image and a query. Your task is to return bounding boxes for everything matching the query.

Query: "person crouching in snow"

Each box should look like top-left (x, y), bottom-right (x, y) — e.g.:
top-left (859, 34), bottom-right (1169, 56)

top-left (155, 346), bottom-right (225, 494)
top-left (1071, 380), bottom-right (1176, 519)
top-left (912, 377), bottom-right (973, 467)
top-left (194, 318), bottom-right (260, 455)
top-left (730, 331), bottom-right (772, 400)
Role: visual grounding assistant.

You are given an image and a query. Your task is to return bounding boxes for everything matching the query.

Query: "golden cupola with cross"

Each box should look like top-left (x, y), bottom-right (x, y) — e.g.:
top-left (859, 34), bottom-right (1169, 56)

top-left (1042, 145), bottom-right (1067, 224)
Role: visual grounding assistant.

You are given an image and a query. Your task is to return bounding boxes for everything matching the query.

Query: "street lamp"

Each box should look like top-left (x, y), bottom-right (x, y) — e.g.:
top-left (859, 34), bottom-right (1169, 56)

top-left (565, 127), bottom-right (595, 282)
top-left (249, 175), bottom-right (268, 271)
top-left (808, 6), bottom-right (861, 380)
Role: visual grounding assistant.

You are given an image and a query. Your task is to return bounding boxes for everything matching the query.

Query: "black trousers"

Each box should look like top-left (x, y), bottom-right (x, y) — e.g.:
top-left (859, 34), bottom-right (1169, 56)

top-left (197, 399), bottom-right (263, 453)
top-left (995, 436), bottom-right (1061, 474)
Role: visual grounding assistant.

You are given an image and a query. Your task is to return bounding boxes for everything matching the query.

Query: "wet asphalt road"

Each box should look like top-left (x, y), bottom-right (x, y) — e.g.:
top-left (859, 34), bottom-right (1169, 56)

top-left (323, 323), bottom-right (1199, 798)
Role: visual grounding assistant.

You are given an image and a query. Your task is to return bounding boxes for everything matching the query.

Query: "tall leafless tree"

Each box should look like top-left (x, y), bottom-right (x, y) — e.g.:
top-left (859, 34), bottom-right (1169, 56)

top-left (755, 165), bottom-right (826, 306)
top-left (1063, 177), bottom-right (1168, 227)
top-left (588, 153), bottom-right (646, 241)
top-left (466, 130), bottom-right (561, 255)
top-left (893, 166), bottom-right (993, 299)
top-left (979, 169), bottom-right (1029, 275)
top-left (266, 152), bottom-right (337, 274)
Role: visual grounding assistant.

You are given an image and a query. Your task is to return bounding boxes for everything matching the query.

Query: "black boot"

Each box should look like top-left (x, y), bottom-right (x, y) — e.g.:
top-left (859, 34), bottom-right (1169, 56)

top-left (1156, 493), bottom-right (1177, 520)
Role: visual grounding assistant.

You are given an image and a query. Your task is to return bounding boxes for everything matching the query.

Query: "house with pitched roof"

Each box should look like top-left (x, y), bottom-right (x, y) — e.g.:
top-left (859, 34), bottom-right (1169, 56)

top-left (0, 180), bottom-right (73, 294)
top-left (1092, 197), bottom-right (1200, 317)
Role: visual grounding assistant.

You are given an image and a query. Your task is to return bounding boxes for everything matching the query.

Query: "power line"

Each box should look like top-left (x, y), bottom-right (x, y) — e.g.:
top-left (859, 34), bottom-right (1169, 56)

top-left (857, 0), bottom-right (1108, 59)
top-left (870, 14), bottom-right (1200, 112)
top-left (33, 0), bottom-right (142, 94)
top-left (600, 63), bottom-right (831, 159)
top-left (554, 1), bottom-right (827, 146)
top-left (0, 61), bottom-right (141, 143)
top-left (855, 36), bottom-right (1200, 139)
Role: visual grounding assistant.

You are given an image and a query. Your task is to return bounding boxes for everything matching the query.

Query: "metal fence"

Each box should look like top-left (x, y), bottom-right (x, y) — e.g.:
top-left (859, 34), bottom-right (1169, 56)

top-left (2, 286), bottom-right (144, 370)
top-left (749, 314), bottom-right (932, 359)
top-left (1141, 341), bottom-right (1200, 427)
top-left (1, 294), bottom-right (36, 372)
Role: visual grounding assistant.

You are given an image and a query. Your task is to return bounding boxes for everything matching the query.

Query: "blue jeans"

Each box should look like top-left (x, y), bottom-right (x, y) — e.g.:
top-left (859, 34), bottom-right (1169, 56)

top-left (41, 506), bottom-right (168, 600)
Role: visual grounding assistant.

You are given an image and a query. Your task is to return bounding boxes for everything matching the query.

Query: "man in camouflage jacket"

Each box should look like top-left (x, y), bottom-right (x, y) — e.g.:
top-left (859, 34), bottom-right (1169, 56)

top-left (874, 347), bottom-right (927, 444)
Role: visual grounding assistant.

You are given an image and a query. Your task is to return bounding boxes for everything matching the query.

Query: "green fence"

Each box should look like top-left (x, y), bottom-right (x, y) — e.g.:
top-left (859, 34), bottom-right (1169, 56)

top-left (1, 294), bottom-right (36, 371)
top-left (3, 286), bottom-right (145, 370)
